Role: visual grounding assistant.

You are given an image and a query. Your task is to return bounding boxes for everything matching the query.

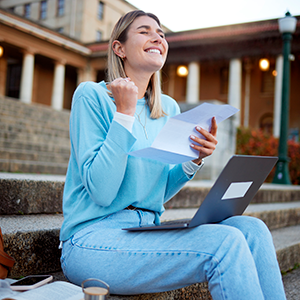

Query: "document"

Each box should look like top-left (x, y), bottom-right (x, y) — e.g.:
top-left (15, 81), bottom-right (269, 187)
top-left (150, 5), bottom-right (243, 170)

top-left (1, 281), bottom-right (84, 300)
top-left (129, 102), bottom-right (239, 164)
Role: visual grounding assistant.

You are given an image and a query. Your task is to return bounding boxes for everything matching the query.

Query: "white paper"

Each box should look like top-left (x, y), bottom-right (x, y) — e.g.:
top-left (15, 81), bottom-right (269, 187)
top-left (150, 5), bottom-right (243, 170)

top-left (129, 102), bottom-right (239, 164)
top-left (2, 281), bottom-right (84, 300)
top-left (221, 182), bottom-right (253, 200)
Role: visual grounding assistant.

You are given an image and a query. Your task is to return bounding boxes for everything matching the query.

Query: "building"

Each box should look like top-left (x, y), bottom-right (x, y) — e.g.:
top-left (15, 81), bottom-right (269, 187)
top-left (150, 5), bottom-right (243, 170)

top-left (0, 2), bottom-right (299, 140)
top-left (0, 0), bottom-right (137, 42)
top-left (161, 18), bottom-right (300, 139)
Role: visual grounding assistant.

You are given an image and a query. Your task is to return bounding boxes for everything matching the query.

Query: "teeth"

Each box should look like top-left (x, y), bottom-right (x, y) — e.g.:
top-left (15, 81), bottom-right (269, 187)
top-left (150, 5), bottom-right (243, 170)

top-left (147, 49), bottom-right (160, 54)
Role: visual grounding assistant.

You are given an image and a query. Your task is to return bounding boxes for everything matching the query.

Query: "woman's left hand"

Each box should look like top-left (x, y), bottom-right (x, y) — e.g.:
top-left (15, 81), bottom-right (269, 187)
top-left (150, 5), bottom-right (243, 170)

top-left (190, 117), bottom-right (218, 165)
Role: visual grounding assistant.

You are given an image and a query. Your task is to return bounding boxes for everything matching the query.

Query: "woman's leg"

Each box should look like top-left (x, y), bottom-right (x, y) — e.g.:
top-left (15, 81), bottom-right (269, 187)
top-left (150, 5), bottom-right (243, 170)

top-left (221, 216), bottom-right (286, 300)
top-left (61, 210), bottom-right (279, 299)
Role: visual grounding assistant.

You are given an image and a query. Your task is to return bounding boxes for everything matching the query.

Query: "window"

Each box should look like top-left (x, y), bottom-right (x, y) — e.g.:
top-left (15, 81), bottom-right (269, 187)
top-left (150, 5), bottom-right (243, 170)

top-left (98, 1), bottom-right (104, 20)
top-left (24, 3), bottom-right (31, 18)
top-left (96, 30), bottom-right (102, 42)
top-left (57, 0), bottom-right (64, 16)
top-left (8, 7), bottom-right (15, 13)
top-left (40, 0), bottom-right (47, 20)
top-left (57, 27), bottom-right (64, 34)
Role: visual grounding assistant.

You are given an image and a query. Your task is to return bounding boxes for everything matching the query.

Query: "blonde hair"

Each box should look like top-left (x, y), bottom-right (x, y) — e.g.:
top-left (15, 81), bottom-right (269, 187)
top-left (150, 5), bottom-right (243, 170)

top-left (107, 10), bottom-right (166, 119)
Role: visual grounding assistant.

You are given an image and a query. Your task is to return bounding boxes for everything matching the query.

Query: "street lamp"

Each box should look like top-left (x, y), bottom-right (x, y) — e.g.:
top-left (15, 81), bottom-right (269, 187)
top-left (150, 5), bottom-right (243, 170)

top-left (273, 12), bottom-right (297, 184)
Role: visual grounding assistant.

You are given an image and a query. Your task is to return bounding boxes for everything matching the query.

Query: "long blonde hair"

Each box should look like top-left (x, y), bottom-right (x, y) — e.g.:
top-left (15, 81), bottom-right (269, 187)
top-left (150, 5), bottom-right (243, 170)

top-left (107, 10), bottom-right (166, 119)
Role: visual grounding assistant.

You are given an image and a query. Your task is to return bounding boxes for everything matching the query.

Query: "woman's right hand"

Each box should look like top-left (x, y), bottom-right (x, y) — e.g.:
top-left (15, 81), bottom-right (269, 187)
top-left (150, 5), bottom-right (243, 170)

top-left (109, 77), bottom-right (138, 116)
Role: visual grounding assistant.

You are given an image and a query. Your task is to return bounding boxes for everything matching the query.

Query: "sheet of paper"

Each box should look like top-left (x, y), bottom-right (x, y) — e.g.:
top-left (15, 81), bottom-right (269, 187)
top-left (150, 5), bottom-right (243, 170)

top-left (129, 102), bottom-right (239, 164)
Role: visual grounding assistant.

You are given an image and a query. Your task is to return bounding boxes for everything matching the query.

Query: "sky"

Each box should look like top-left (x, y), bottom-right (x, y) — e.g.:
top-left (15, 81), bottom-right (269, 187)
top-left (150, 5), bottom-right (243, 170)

top-left (126, 0), bottom-right (300, 32)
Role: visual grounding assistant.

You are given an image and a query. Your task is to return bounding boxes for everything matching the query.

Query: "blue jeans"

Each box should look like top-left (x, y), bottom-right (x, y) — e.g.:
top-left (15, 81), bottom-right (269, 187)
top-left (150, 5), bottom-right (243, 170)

top-left (61, 210), bottom-right (286, 299)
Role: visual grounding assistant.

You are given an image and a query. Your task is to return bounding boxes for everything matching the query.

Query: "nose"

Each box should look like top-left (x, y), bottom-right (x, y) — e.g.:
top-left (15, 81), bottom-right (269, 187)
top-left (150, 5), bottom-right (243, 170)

top-left (151, 32), bottom-right (163, 44)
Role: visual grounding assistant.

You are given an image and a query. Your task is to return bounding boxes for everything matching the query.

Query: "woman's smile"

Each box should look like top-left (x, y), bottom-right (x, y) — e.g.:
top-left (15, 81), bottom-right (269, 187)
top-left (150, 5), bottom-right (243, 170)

top-left (122, 16), bottom-right (168, 75)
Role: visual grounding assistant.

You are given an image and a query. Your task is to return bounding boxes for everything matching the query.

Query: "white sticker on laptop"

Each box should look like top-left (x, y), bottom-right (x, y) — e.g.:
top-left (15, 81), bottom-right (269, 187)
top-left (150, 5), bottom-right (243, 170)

top-left (221, 182), bottom-right (253, 200)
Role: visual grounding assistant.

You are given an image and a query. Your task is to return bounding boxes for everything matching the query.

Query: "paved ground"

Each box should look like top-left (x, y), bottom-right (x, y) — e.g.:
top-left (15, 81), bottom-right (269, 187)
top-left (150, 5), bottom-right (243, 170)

top-left (282, 267), bottom-right (300, 300)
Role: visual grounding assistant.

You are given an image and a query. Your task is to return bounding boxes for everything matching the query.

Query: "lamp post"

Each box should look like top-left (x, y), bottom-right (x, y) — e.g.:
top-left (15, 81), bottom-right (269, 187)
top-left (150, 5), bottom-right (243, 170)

top-left (273, 12), bottom-right (297, 184)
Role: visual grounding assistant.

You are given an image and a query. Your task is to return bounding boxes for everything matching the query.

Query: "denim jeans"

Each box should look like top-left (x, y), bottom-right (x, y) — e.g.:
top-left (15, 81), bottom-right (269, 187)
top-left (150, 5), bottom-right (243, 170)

top-left (61, 210), bottom-right (286, 299)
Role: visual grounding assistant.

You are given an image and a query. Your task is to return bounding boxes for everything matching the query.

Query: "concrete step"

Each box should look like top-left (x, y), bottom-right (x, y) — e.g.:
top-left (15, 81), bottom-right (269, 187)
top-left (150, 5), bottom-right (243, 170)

top-left (161, 202), bottom-right (300, 231)
top-left (166, 181), bottom-right (300, 208)
top-left (0, 173), bottom-right (65, 215)
top-left (1, 214), bottom-right (299, 298)
top-left (0, 129), bottom-right (70, 145)
top-left (48, 267), bottom-right (300, 300)
top-left (0, 159), bottom-right (68, 175)
top-left (0, 97), bottom-right (70, 127)
top-left (0, 138), bottom-right (70, 154)
top-left (1, 173), bottom-right (300, 214)
top-left (0, 148), bottom-right (70, 164)
top-left (0, 115), bottom-right (70, 138)
top-left (0, 97), bottom-right (71, 175)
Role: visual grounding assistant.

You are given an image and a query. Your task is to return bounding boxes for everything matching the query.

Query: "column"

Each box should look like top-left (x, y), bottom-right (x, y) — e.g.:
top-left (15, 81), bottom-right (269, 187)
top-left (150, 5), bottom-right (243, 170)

top-left (77, 63), bottom-right (96, 85)
top-left (228, 58), bottom-right (242, 127)
top-left (20, 50), bottom-right (35, 104)
top-left (243, 61), bottom-right (252, 128)
top-left (51, 61), bottom-right (66, 110)
top-left (273, 55), bottom-right (283, 138)
top-left (186, 61), bottom-right (200, 104)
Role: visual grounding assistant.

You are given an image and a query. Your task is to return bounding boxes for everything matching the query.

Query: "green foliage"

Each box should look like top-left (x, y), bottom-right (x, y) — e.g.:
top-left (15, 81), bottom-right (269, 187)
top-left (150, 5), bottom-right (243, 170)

top-left (236, 127), bottom-right (300, 185)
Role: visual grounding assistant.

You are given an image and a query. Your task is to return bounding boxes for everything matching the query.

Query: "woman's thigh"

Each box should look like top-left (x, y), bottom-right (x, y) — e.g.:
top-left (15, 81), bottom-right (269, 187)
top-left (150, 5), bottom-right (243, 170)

top-left (61, 210), bottom-right (263, 296)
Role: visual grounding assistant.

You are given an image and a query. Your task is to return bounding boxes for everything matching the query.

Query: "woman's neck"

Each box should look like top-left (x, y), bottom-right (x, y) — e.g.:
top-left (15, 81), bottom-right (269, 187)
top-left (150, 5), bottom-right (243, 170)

top-left (125, 71), bottom-right (152, 100)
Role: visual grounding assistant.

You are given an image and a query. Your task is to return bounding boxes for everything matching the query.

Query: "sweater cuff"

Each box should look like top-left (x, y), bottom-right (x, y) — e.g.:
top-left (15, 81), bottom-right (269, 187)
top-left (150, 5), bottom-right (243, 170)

top-left (113, 112), bottom-right (135, 133)
top-left (182, 160), bottom-right (204, 175)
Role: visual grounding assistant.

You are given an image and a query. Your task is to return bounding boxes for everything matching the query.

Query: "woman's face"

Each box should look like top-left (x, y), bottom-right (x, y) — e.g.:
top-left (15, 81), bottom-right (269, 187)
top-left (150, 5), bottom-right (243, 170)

top-left (121, 16), bottom-right (169, 76)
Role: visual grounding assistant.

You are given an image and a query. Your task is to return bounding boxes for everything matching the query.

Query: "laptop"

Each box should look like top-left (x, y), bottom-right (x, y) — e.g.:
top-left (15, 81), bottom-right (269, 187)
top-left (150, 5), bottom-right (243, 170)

top-left (123, 155), bottom-right (278, 231)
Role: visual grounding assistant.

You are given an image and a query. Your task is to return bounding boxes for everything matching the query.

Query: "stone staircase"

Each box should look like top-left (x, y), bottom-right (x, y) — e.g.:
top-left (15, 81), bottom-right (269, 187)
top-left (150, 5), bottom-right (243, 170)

top-left (1, 97), bottom-right (300, 299)
top-left (0, 97), bottom-right (70, 175)
top-left (1, 173), bottom-right (300, 299)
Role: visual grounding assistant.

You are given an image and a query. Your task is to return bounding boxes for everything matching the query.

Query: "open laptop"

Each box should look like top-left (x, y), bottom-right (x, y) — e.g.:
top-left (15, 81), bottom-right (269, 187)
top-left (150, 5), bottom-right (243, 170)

top-left (123, 155), bottom-right (278, 231)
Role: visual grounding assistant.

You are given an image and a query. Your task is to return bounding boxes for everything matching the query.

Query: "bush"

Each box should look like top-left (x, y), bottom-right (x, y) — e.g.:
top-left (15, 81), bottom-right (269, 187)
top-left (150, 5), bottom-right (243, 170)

top-left (236, 127), bottom-right (300, 185)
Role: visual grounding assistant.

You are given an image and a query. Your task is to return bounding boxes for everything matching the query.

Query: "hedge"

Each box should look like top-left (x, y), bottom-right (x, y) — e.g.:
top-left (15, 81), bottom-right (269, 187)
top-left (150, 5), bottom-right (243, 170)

top-left (236, 127), bottom-right (300, 185)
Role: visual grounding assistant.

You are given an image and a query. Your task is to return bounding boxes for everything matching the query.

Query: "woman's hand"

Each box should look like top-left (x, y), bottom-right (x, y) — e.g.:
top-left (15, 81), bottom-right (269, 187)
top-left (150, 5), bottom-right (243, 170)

top-left (109, 77), bottom-right (138, 116)
top-left (190, 117), bottom-right (218, 165)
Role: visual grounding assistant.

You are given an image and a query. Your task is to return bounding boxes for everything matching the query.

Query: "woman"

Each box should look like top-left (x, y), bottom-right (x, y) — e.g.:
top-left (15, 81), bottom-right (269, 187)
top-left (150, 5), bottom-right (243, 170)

top-left (60, 10), bottom-right (286, 300)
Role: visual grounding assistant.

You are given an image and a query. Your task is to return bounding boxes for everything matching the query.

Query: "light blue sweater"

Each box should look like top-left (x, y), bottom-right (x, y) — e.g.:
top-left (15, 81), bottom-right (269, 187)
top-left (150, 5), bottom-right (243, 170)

top-left (60, 81), bottom-right (194, 241)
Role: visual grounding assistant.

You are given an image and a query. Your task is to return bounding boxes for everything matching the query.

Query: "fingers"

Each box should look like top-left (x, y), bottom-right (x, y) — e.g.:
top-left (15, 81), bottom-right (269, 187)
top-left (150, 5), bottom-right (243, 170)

top-left (110, 77), bottom-right (136, 90)
top-left (210, 116), bottom-right (218, 137)
top-left (110, 77), bottom-right (138, 116)
top-left (190, 118), bottom-right (218, 160)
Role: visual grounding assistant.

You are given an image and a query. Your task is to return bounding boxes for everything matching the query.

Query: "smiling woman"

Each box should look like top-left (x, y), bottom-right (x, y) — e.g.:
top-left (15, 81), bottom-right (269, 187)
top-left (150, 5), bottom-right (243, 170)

top-left (107, 11), bottom-right (169, 119)
top-left (59, 10), bottom-right (286, 300)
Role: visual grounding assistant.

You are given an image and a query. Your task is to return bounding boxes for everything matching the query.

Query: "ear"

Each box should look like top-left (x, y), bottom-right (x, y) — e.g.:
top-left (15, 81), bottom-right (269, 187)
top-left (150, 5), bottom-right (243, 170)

top-left (112, 40), bottom-right (125, 59)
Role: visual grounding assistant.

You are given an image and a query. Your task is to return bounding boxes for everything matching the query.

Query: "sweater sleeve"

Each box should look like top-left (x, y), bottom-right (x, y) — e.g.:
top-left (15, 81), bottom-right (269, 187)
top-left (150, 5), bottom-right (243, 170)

top-left (70, 83), bottom-right (137, 207)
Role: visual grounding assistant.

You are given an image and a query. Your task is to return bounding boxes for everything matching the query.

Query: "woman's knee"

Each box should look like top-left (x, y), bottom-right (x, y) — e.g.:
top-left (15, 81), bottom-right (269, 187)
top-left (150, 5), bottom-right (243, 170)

top-left (223, 215), bottom-right (270, 235)
top-left (222, 215), bottom-right (274, 252)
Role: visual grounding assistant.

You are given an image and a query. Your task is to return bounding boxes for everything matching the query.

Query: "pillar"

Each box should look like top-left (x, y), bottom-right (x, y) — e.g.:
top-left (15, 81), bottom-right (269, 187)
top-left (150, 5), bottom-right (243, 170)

top-left (51, 61), bottom-right (65, 110)
top-left (228, 58), bottom-right (242, 127)
top-left (273, 55), bottom-right (283, 138)
top-left (77, 63), bottom-right (96, 85)
top-left (243, 61), bottom-right (252, 128)
top-left (186, 61), bottom-right (200, 104)
top-left (20, 50), bottom-right (35, 104)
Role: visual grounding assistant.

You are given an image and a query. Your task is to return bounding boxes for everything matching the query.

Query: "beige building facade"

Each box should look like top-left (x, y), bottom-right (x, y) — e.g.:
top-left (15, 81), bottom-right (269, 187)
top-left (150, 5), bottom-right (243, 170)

top-left (0, 0), bottom-right (137, 43)
top-left (0, 4), bottom-right (299, 142)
